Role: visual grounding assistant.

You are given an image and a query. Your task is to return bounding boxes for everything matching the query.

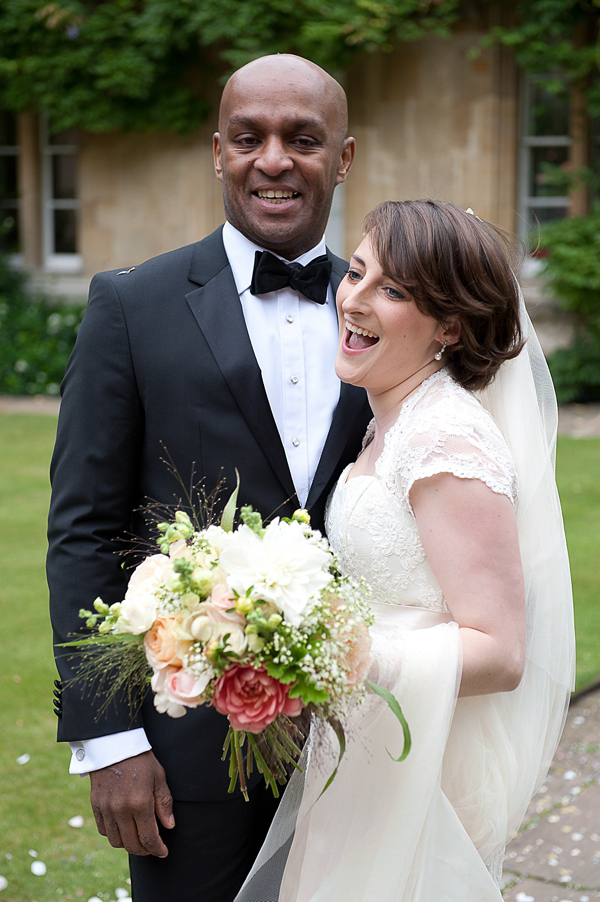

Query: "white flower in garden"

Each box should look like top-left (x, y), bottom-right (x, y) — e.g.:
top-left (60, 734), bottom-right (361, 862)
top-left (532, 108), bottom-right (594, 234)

top-left (115, 554), bottom-right (172, 634)
top-left (219, 520), bottom-right (331, 626)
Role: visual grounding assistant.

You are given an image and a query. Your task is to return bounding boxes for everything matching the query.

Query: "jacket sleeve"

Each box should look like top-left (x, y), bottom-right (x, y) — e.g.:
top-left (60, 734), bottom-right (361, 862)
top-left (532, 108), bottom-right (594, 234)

top-left (47, 272), bottom-right (145, 741)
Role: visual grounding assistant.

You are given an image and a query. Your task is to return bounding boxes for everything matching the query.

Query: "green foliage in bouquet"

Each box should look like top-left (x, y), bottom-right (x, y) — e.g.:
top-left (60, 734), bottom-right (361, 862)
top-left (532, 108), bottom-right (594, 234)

top-left (62, 482), bottom-right (411, 802)
top-left (540, 209), bottom-right (600, 404)
top-left (0, 254), bottom-right (85, 396)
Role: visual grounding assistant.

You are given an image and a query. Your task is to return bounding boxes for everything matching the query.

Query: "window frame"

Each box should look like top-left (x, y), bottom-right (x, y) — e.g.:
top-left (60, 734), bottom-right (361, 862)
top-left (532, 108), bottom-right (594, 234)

top-left (517, 75), bottom-right (571, 242)
top-left (40, 116), bottom-right (81, 273)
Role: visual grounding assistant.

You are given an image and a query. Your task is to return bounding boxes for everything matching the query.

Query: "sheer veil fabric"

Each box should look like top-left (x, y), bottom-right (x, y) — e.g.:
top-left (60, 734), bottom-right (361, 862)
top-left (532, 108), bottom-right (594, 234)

top-left (233, 295), bottom-right (575, 902)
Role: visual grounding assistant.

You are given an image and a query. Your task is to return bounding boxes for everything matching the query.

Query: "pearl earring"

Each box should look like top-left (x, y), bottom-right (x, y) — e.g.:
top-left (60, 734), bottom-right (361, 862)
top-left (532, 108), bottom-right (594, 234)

top-left (434, 340), bottom-right (447, 361)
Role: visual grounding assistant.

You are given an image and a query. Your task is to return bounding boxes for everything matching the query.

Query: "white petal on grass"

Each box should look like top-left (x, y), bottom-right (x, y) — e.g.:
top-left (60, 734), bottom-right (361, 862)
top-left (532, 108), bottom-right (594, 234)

top-left (0, 876), bottom-right (7, 891)
top-left (87, 897), bottom-right (103, 902)
top-left (31, 861), bottom-right (46, 876)
top-left (68, 815), bottom-right (85, 828)
top-left (115, 890), bottom-right (130, 899)
top-left (16, 753), bottom-right (30, 765)
top-left (28, 850), bottom-right (38, 858)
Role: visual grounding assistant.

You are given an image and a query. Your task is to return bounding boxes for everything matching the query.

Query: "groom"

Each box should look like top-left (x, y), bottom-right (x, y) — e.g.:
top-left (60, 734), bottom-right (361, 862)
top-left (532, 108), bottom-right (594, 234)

top-left (48, 54), bottom-right (371, 901)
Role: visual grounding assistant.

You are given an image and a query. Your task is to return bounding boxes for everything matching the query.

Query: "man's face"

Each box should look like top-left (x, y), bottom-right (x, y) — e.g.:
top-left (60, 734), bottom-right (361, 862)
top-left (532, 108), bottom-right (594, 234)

top-left (214, 61), bottom-right (355, 260)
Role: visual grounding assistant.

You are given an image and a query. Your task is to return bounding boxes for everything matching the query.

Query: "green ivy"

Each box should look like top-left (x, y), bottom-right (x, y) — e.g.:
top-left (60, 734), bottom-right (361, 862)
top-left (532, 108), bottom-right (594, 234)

top-left (541, 208), bottom-right (600, 403)
top-left (0, 255), bottom-right (85, 396)
top-left (481, 0), bottom-right (600, 116)
top-left (0, 0), bottom-right (460, 135)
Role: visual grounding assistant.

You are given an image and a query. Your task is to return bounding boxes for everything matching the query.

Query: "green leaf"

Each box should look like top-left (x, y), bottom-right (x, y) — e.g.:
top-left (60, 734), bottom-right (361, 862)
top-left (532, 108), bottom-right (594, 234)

top-left (365, 679), bottom-right (411, 761)
top-left (317, 716), bottom-right (346, 797)
top-left (220, 469), bottom-right (240, 532)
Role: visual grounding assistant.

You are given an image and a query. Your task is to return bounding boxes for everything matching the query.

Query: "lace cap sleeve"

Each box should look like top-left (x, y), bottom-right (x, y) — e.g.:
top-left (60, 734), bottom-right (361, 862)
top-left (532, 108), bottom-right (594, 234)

top-left (378, 372), bottom-right (518, 513)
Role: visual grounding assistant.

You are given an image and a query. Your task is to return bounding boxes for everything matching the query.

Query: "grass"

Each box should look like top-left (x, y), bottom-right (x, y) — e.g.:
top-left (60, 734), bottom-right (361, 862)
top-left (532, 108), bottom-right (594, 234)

top-left (0, 414), bottom-right (128, 902)
top-left (556, 435), bottom-right (600, 691)
top-left (0, 414), bottom-right (598, 901)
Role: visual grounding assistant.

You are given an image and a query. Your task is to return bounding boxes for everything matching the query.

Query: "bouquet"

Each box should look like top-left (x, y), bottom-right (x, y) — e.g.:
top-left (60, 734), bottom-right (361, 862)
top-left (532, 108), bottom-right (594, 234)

top-left (69, 482), bottom-right (410, 799)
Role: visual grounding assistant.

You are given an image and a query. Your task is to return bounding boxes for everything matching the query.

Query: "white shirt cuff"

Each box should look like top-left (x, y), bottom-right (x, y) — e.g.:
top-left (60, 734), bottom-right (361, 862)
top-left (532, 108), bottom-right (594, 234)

top-left (69, 728), bottom-right (151, 775)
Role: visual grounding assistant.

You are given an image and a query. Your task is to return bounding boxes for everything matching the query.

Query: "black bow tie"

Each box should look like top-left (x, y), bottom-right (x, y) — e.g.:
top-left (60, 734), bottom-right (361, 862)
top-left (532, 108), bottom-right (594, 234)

top-left (251, 251), bottom-right (332, 305)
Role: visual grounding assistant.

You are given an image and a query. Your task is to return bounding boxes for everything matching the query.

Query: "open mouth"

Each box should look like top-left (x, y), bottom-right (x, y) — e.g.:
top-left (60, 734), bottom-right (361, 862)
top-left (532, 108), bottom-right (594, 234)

top-left (254, 190), bottom-right (300, 205)
top-left (345, 320), bottom-right (379, 351)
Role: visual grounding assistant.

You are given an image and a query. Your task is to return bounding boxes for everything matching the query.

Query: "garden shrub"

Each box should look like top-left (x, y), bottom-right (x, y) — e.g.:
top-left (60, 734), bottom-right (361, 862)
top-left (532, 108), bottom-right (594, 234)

top-left (541, 208), bottom-right (600, 404)
top-left (0, 254), bottom-right (85, 396)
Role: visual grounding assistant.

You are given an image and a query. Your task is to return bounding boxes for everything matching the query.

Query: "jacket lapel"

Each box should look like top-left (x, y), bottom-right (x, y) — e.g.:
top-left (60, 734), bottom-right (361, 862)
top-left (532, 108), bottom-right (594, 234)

top-left (184, 231), bottom-right (369, 511)
top-left (185, 229), bottom-right (296, 500)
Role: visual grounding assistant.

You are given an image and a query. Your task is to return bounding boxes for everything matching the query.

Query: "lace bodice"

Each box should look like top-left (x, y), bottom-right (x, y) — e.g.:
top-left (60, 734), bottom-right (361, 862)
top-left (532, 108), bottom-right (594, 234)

top-left (325, 370), bottom-right (518, 611)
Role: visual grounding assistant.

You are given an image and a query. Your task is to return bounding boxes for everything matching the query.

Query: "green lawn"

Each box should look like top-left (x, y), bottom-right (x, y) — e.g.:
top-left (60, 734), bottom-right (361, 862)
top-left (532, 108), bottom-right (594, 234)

top-left (0, 414), bottom-right (598, 901)
top-left (0, 414), bottom-right (129, 902)
top-left (556, 435), bottom-right (600, 692)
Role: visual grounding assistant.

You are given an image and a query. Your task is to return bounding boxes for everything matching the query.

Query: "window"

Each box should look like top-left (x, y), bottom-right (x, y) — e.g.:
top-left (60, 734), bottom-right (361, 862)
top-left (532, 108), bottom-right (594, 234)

top-left (41, 118), bottom-right (81, 271)
top-left (0, 111), bottom-right (20, 255)
top-left (518, 77), bottom-right (571, 240)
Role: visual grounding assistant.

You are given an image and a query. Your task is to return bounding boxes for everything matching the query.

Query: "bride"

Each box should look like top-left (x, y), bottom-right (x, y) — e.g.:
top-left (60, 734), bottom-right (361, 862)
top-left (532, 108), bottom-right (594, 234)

top-left (235, 200), bottom-right (575, 901)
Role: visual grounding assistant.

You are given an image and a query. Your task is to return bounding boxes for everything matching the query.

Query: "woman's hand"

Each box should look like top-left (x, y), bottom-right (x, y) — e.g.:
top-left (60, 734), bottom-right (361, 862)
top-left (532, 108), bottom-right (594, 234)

top-left (411, 473), bottom-right (525, 697)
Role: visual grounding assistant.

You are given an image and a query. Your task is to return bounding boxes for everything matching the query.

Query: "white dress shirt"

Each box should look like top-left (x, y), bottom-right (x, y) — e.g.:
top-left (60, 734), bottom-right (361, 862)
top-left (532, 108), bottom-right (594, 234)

top-left (69, 222), bottom-right (342, 774)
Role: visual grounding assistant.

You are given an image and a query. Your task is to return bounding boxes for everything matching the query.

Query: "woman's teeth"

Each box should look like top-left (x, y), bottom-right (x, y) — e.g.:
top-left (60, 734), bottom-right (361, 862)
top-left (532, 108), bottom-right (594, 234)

top-left (346, 321), bottom-right (378, 339)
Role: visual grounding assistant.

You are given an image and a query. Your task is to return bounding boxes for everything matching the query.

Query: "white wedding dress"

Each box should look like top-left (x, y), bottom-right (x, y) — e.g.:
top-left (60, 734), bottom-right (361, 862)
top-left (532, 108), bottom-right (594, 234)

top-left (235, 331), bottom-right (574, 902)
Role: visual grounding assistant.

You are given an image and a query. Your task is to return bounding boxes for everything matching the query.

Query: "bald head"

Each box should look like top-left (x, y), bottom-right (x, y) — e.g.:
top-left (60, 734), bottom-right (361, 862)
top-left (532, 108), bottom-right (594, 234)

top-left (219, 54), bottom-right (349, 143)
top-left (213, 53), bottom-right (355, 258)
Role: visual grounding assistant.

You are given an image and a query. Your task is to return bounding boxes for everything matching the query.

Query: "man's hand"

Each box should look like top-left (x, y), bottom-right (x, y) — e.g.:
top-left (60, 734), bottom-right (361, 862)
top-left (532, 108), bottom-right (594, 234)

top-left (90, 751), bottom-right (174, 857)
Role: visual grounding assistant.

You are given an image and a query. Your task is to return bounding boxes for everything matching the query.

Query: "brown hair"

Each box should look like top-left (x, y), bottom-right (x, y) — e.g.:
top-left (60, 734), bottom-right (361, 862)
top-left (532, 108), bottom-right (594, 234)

top-left (363, 200), bottom-right (524, 390)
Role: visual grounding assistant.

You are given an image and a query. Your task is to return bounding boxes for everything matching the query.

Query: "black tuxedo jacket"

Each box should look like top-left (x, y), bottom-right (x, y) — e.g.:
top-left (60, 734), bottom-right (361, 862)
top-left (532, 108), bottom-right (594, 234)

top-left (47, 226), bottom-right (372, 801)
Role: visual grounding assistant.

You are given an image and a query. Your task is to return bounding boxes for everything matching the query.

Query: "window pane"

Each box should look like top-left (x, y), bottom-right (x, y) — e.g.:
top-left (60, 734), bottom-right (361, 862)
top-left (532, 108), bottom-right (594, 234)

top-left (529, 145), bottom-right (569, 197)
top-left (525, 206), bottom-right (569, 234)
top-left (49, 128), bottom-right (78, 146)
top-left (528, 83), bottom-right (569, 137)
top-left (0, 155), bottom-right (18, 199)
top-left (0, 208), bottom-right (19, 254)
top-left (53, 208), bottom-right (77, 253)
top-left (52, 154), bottom-right (77, 200)
top-left (0, 111), bottom-right (17, 146)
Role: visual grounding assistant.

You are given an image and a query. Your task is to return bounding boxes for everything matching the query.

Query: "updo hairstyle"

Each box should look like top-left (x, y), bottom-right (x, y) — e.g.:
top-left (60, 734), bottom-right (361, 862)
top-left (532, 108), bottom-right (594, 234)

top-left (363, 200), bottom-right (524, 391)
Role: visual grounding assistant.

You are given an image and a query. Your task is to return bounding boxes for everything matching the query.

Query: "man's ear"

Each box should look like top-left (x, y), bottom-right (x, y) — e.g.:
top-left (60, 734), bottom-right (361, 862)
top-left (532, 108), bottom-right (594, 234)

top-left (336, 137), bottom-right (356, 185)
top-left (213, 133), bottom-right (223, 181)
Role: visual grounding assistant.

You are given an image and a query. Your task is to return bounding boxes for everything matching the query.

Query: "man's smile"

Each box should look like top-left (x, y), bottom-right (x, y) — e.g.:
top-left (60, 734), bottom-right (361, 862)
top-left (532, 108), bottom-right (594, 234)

top-left (255, 189), bottom-right (301, 203)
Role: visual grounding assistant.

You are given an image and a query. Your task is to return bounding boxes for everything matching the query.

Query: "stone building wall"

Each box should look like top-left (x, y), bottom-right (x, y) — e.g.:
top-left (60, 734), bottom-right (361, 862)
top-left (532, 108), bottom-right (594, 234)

top-left (67, 30), bottom-right (520, 277)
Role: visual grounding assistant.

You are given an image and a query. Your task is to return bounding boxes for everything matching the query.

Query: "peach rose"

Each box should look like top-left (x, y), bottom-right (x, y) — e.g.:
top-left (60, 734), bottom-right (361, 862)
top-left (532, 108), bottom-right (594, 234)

top-left (341, 620), bottom-right (372, 687)
top-left (210, 584), bottom-right (242, 621)
top-left (213, 665), bottom-right (303, 733)
top-left (144, 615), bottom-right (188, 669)
top-left (329, 596), bottom-right (372, 687)
top-left (151, 665), bottom-right (212, 717)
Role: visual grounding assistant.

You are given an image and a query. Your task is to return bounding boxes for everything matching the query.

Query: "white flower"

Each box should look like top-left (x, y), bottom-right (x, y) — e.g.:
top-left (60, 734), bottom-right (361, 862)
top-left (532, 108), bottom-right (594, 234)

top-left (182, 601), bottom-right (247, 656)
top-left (219, 520), bottom-right (331, 626)
top-left (204, 524), bottom-right (230, 554)
top-left (115, 554), bottom-right (172, 634)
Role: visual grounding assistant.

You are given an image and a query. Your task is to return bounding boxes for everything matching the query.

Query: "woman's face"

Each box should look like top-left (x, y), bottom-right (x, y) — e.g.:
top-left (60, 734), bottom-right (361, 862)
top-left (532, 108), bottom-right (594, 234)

top-left (335, 235), bottom-right (446, 400)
